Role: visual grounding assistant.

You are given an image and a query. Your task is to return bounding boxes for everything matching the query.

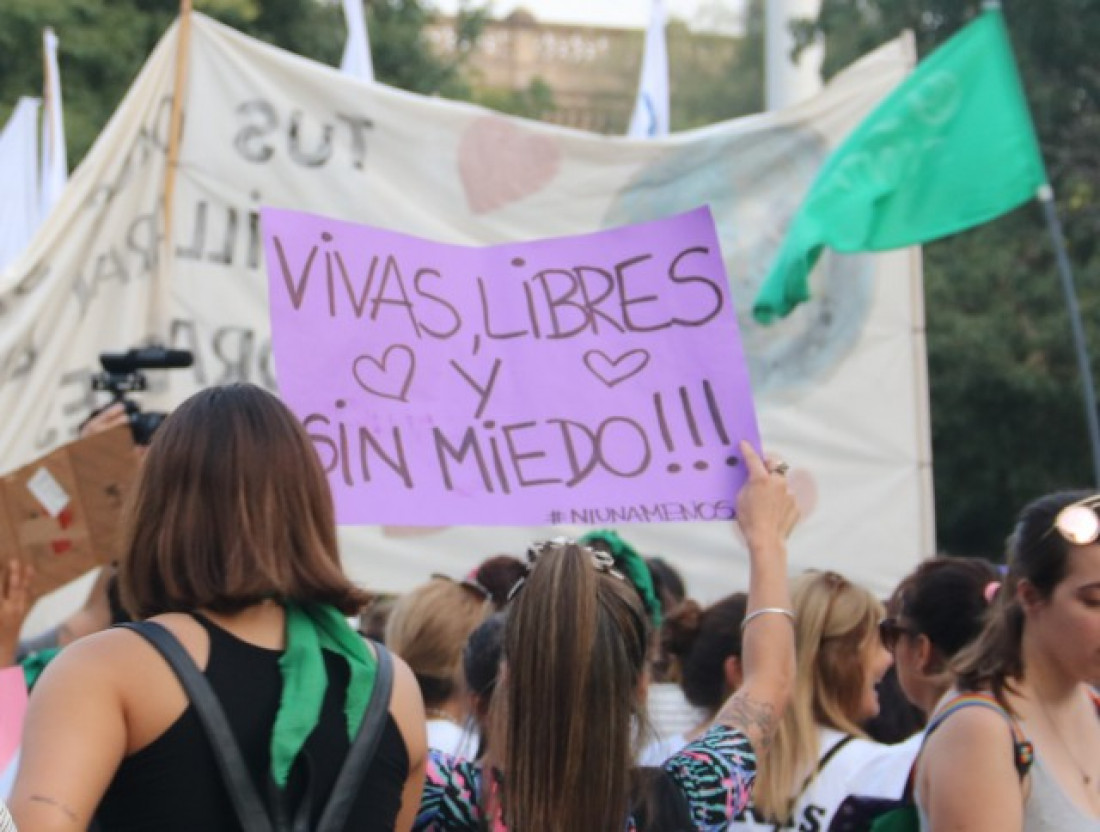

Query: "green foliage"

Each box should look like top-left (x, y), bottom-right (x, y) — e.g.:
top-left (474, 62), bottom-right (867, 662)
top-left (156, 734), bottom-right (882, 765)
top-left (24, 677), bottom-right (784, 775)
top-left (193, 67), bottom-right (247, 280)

top-left (803, 0), bottom-right (1100, 557)
top-left (669, 0), bottom-right (764, 129)
top-left (472, 77), bottom-right (556, 121)
top-left (0, 0), bottom-right (485, 166)
top-left (368, 0), bottom-right (480, 97)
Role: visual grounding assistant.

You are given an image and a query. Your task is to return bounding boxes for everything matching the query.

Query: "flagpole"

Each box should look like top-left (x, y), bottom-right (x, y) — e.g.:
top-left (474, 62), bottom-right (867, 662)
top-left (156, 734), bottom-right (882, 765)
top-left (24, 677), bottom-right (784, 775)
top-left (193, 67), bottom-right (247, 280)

top-left (1037, 184), bottom-right (1100, 486)
top-left (987, 0), bottom-right (1100, 485)
top-left (164, 0), bottom-right (192, 248)
top-left (153, 0), bottom-right (192, 337)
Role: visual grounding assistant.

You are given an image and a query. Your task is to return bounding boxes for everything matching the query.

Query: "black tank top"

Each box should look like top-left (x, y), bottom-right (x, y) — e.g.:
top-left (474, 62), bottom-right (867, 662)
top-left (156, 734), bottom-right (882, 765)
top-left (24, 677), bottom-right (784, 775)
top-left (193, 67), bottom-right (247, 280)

top-left (95, 614), bottom-right (409, 832)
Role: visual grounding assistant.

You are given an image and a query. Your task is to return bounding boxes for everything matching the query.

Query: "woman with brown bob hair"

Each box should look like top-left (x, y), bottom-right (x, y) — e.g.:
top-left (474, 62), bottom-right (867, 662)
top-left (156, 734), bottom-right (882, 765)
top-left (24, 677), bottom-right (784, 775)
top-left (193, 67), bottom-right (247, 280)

top-left (11, 384), bottom-right (427, 832)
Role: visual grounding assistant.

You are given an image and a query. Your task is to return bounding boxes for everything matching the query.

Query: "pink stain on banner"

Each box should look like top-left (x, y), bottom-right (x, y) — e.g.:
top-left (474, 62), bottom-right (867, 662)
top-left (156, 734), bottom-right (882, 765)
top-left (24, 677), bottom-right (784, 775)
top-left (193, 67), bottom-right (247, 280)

top-left (261, 206), bottom-right (761, 526)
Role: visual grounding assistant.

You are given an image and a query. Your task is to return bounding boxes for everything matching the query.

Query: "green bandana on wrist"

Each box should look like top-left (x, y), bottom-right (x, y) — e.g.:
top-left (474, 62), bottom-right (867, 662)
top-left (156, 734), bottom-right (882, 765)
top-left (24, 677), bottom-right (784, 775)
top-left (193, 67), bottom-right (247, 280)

top-left (271, 603), bottom-right (377, 787)
top-left (578, 530), bottom-right (662, 629)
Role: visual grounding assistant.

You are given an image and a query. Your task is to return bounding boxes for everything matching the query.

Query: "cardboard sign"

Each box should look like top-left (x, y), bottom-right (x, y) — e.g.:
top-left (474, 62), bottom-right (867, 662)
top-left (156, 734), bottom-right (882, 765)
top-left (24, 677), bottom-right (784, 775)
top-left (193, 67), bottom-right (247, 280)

top-left (264, 206), bottom-right (760, 526)
top-left (0, 426), bottom-right (139, 597)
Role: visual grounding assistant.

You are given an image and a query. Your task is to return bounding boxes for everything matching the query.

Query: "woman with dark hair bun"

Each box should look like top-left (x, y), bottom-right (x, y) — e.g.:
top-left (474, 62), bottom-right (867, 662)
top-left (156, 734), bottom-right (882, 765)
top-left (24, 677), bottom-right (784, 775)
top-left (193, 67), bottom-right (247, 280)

top-left (10, 384), bottom-right (427, 832)
top-left (640, 593), bottom-right (748, 764)
top-left (835, 556), bottom-right (1001, 821)
top-left (884, 556), bottom-right (999, 717)
top-left (916, 491), bottom-right (1100, 831)
top-left (466, 555), bottom-right (526, 611)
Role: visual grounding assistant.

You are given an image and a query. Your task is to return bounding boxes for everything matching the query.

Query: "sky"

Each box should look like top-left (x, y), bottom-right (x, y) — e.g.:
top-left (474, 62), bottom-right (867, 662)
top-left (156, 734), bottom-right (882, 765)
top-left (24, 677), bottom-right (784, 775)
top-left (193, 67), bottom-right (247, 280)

top-left (428, 0), bottom-right (747, 33)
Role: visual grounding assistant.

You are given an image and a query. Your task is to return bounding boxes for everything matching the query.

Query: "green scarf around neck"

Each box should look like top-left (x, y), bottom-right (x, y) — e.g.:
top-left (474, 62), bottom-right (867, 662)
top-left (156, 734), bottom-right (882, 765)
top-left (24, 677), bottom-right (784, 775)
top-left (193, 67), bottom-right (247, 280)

top-left (271, 603), bottom-right (377, 787)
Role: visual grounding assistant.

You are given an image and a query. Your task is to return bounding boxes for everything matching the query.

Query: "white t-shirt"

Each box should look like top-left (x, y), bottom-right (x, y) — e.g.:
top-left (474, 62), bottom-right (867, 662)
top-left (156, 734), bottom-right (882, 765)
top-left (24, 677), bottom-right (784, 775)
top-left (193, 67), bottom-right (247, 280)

top-left (728, 726), bottom-right (919, 832)
top-left (639, 732), bottom-right (688, 767)
top-left (646, 683), bottom-right (707, 745)
top-left (426, 718), bottom-right (478, 758)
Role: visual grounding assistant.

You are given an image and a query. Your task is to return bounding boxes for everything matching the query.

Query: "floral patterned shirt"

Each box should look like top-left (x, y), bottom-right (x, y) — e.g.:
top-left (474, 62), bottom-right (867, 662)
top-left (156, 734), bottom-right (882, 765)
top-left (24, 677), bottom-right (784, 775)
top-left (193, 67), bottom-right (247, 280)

top-left (414, 723), bottom-right (757, 831)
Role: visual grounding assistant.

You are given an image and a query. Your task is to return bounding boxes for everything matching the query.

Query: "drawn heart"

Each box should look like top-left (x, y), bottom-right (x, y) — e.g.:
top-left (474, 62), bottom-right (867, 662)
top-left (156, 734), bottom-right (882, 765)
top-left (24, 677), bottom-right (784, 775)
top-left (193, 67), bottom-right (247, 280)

top-left (458, 117), bottom-right (562, 214)
top-left (352, 345), bottom-right (415, 402)
top-left (583, 349), bottom-right (651, 388)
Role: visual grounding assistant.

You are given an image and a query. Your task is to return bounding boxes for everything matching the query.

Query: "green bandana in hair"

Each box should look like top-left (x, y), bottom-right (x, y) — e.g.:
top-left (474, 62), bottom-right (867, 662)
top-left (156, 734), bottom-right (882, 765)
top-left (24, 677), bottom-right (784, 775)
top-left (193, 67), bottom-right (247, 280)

top-left (578, 530), bottom-right (662, 628)
top-left (271, 603), bottom-right (377, 787)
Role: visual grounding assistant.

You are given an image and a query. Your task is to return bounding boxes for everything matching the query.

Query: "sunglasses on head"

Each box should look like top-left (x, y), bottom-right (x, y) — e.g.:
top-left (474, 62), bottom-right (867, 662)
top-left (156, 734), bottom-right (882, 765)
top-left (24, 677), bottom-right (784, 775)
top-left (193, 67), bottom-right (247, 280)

top-left (878, 617), bottom-right (917, 652)
top-left (431, 572), bottom-right (493, 603)
top-left (1045, 496), bottom-right (1100, 546)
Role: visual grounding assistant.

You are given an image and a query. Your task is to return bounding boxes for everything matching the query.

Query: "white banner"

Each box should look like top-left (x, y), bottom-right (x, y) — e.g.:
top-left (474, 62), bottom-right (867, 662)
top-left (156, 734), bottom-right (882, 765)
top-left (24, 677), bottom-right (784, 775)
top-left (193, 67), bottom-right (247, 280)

top-left (0, 16), bottom-right (931, 632)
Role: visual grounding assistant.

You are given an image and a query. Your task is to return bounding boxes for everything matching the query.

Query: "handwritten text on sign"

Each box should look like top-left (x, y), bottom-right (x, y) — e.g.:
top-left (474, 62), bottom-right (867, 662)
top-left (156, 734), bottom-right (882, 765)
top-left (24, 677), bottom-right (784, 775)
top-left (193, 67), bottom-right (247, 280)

top-left (262, 206), bottom-right (760, 525)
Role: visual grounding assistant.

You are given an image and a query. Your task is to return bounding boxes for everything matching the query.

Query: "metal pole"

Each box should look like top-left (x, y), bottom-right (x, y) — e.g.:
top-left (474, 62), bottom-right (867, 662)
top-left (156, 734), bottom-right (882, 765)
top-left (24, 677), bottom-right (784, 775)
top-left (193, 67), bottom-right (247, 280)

top-left (1039, 184), bottom-right (1100, 486)
top-left (764, 0), bottom-right (823, 111)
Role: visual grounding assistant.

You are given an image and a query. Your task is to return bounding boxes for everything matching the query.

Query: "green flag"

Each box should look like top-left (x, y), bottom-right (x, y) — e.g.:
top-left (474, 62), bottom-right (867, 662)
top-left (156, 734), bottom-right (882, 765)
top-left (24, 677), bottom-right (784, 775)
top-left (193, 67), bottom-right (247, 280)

top-left (753, 9), bottom-right (1046, 323)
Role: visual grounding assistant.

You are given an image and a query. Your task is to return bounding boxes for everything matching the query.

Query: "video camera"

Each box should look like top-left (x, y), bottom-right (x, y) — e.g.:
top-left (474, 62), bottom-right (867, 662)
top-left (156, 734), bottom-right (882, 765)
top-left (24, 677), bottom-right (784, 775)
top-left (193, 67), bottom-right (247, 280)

top-left (90, 347), bottom-right (194, 445)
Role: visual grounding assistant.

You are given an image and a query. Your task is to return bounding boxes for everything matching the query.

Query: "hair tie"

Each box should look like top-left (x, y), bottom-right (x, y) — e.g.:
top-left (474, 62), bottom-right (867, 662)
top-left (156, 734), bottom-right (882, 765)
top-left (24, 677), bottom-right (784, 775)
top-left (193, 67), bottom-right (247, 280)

top-left (508, 538), bottom-right (627, 603)
top-left (983, 580), bottom-right (1001, 604)
top-left (578, 530), bottom-right (662, 628)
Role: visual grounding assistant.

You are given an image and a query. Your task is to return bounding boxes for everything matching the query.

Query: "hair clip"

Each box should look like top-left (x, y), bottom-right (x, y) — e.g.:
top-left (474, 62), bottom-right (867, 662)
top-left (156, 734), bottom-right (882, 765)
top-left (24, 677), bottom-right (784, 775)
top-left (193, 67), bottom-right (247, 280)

top-left (588, 547), bottom-right (626, 581)
top-left (983, 580), bottom-right (1001, 604)
top-left (507, 538), bottom-right (626, 603)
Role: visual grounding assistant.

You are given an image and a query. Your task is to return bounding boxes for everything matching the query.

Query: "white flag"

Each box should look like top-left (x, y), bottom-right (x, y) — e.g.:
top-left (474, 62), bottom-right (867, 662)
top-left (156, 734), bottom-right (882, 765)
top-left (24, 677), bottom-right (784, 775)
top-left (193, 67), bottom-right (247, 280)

top-left (627, 0), bottom-right (670, 138)
top-left (0, 97), bottom-right (41, 272)
top-left (340, 0), bottom-right (375, 83)
top-left (39, 28), bottom-right (67, 222)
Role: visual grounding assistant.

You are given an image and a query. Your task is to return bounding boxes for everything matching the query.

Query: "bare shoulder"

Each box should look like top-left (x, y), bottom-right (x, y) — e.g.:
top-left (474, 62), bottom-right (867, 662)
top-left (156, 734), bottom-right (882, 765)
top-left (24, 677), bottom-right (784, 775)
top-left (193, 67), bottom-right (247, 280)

top-left (920, 701), bottom-right (1026, 830)
top-left (33, 626), bottom-right (151, 687)
top-left (921, 700), bottom-right (1024, 796)
top-left (925, 701), bottom-right (1020, 757)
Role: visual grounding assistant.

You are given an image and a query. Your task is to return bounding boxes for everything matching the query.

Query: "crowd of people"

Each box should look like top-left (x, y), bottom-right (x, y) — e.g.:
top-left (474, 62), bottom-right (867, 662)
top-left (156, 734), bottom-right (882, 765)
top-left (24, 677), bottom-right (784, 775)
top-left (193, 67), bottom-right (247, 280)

top-left (0, 382), bottom-right (1096, 831)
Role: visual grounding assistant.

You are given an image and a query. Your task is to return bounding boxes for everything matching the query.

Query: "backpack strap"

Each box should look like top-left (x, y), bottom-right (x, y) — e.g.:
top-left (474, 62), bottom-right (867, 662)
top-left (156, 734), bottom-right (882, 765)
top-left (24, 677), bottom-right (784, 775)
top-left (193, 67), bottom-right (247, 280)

top-left (773, 735), bottom-right (856, 831)
top-left (314, 642), bottom-right (394, 832)
top-left (122, 619), bottom-right (396, 832)
top-left (121, 620), bottom-right (276, 832)
top-left (925, 693), bottom-right (1033, 778)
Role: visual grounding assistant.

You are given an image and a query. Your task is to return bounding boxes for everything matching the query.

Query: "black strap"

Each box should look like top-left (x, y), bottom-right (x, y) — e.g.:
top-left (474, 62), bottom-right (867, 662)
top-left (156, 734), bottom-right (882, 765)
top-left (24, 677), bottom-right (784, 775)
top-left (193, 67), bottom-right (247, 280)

top-left (121, 620), bottom-right (395, 832)
top-left (122, 620), bottom-right (275, 832)
top-left (315, 644), bottom-right (394, 832)
top-left (772, 734), bottom-right (855, 832)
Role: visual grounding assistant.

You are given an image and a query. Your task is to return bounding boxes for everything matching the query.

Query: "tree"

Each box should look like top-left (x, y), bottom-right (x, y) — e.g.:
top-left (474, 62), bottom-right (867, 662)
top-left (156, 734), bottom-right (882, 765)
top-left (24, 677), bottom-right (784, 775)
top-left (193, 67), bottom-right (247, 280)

top-left (800, 0), bottom-right (1100, 557)
top-left (0, 0), bottom-right (487, 167)
top-left (669, 0), bottom-right (764, 129)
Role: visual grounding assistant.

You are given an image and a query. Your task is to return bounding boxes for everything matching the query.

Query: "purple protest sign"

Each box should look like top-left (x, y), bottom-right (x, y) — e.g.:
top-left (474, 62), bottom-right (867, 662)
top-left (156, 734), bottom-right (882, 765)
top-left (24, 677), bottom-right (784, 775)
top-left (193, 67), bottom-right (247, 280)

top-left (262, 206), bottom-right (760, 526)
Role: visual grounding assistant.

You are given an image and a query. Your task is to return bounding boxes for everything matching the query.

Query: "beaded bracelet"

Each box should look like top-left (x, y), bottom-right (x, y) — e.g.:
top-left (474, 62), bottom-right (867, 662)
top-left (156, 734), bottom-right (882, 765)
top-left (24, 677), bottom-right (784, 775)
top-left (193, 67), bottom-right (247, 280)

top-left (740, 607), bottom-right (795, 632)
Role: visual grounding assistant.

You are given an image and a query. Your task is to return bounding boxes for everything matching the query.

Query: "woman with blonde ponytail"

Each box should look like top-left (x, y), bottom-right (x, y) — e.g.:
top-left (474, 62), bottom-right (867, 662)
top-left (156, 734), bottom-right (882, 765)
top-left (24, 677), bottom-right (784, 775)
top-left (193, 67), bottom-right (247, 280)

top-left (415, 442), bottom-right (799, 832)
top-left (729, 570), bottom-right (902, 831)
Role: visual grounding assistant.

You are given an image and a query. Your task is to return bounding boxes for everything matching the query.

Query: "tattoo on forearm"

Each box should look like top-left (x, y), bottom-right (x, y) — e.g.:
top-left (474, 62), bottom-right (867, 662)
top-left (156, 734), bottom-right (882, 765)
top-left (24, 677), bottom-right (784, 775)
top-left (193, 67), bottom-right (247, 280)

top-left (29, 795), bottom-right (79, 823)
top-left (716, 694), bottom-right (778, 754)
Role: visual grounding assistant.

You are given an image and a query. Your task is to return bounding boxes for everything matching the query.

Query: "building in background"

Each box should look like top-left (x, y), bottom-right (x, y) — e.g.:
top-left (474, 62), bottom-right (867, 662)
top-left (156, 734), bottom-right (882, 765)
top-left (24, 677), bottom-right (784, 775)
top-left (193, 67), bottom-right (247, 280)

top-left (425, 8), bottom-right (739, 133)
